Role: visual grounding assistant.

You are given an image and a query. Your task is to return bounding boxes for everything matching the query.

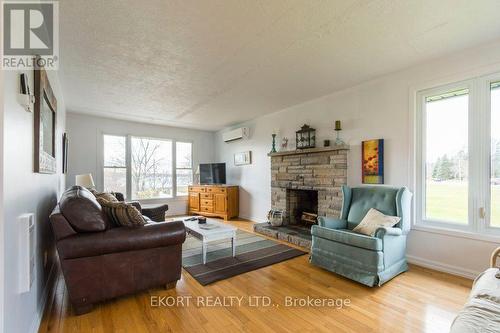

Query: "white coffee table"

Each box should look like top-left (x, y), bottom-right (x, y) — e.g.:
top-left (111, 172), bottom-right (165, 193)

top-left (183, 218), bottom-right (237, 264)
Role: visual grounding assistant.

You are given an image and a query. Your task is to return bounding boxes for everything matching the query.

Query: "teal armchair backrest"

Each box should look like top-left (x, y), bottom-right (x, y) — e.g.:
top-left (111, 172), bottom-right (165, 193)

top-left (340, 185), bottom-right (412, 233)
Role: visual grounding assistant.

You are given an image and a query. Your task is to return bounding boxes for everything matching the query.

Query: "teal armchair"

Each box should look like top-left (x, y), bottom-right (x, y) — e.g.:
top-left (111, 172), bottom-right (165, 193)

top-left (310, 185), bottom-right (412, 287)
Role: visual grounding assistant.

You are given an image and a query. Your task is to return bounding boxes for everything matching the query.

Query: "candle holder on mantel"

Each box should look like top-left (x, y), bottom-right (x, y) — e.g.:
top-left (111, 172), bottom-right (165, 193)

top-left (334, 120), bottom-right (345, 146)
top-left (270, 128), bottom-right (279, 153)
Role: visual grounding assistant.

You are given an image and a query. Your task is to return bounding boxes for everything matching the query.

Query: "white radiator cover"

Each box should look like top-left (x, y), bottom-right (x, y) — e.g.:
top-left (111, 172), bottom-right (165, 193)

top-left (18, 213), bottom-right (35, 293)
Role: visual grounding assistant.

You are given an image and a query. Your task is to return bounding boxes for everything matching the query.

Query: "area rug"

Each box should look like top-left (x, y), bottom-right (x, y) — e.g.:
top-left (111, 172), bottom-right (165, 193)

top-left (182, 229), bottom-right (307, 285)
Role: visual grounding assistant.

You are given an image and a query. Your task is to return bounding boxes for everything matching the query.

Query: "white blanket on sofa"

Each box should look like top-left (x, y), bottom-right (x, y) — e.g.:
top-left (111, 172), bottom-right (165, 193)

top-left (450, 268), bottom-right (500, 333)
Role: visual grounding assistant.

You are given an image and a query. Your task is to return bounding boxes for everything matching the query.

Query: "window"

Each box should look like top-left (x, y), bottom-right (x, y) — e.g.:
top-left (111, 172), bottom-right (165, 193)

top-left (103, 135), bottom-right (127, 195)
top-left (416, 74), bottom-right (500, 236)
top-left (131, 137), bottom-right (172, 200)
top-left (424, 89), bottom-right (469, 224)
top-left (176, 142), bottom-right (192, 196)
top-left (490, 82), bottom-right (500, 227)
top-left (103, 135), bottom-right (192, 200)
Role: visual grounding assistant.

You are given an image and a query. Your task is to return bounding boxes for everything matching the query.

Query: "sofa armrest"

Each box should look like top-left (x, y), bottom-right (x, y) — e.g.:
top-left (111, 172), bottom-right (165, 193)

top-left (57, 221), bottom-right (186, 259)
top-left (142, 204), bottom-right (169, 222)
top-left (317, 216), bottom-right (347, 229)
top-left (374, 227), bottom-right (402, 239)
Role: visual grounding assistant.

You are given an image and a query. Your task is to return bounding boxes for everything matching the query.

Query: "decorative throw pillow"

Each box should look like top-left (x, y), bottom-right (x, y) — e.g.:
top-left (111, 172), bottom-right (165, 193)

top-left (97, 198), bottom-right (146, 227)
top-left (91, 190), bottom-right (118, 203)
top-left (352, 208), bottom-right (401, 236)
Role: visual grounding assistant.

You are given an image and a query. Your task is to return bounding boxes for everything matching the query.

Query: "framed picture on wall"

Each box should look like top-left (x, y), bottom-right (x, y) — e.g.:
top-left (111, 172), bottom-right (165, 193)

top-left (234, 151), bottom-right (251, 166)
top-left (362, 139), bottom-right (384, 184)
top-left (34, 59), bottom-right (57, 174)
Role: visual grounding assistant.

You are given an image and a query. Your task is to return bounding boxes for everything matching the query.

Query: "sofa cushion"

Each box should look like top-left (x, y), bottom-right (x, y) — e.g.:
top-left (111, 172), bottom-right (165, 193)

top-left (311, 225), bottom-right (382, 251)
top-left (59, 186), bottom-right (108, 232)
top-left (90, 190), bottom-right (118, 203)
top-left (97, 199), bottom-right (147, 227)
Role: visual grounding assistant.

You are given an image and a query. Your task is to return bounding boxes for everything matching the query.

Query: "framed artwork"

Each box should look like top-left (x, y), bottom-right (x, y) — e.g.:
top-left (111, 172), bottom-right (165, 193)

top-left (34, 60), bottom-right (57, 174)
top-left (234, 151), bottom-right (251, 166)
top-left (62, 133), bottom-right (69, 174)
top-left (362, 139), bottom-right (384, 184)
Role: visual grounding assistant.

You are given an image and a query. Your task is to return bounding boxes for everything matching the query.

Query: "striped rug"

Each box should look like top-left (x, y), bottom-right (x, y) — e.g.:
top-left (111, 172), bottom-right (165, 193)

top-left (182, 229), bottom-right (307, 285)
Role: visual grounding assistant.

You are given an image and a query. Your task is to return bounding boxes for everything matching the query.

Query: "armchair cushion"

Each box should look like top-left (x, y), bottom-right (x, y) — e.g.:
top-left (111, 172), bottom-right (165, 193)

top-left (57, 221), bottom-right (186, 259)
top-left (317, 216), bottom-right (347, 229)
top-left (311, 225), bottom-right (382, 251)
top-left (352, 208), bottom-right (400, 236)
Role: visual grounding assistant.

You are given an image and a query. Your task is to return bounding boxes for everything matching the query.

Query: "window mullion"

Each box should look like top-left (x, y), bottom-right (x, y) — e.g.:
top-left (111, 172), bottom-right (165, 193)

top-left (172, 140), bottom-right (177, 199)
top-left (126, 135), bottom-right (132, 200)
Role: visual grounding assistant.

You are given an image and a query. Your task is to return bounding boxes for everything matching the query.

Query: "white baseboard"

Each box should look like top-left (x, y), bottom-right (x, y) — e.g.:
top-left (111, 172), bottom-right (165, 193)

top-left (407, 255), bottom-right (480, 280)
top-left (29, 262), bottom-right (58, 333)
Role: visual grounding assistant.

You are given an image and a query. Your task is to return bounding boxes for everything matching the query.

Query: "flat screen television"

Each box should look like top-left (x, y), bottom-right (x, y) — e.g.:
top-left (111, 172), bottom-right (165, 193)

top-left (199, 163), bottom-right (226, 184)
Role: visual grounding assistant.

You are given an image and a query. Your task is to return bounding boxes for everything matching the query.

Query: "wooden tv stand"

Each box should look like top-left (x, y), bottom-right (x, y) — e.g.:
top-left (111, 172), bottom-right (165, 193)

top-left (188, 185), bottom-right (239, 220)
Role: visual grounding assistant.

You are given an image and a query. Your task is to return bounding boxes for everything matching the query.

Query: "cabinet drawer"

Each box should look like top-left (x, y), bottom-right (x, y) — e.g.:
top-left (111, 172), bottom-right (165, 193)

top-left (201, 199), bottom-right (213, 207)
top-left (207, 187), bottom-right (227, 193)
top-left (200, 206), bottom-right (213, 213)
top-left (189, 186), bottom-right (206, 193)
top-left (201, 193), bottom-right (213, 199)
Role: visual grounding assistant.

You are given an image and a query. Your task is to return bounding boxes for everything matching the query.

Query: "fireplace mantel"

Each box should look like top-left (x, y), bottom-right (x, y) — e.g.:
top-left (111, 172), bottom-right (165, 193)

top-left (267, 145), bottom-right (349, 157)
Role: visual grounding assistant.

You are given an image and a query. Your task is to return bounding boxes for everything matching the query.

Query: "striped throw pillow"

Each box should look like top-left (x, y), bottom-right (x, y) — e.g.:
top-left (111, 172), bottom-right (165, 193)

top-left (97, 198), bottom-right (146, 227)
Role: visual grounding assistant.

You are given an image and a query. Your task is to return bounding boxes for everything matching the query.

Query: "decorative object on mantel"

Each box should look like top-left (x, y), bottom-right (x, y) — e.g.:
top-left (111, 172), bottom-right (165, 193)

top-left (296, 124), bottom-right (316, 149)
top-left (267, 209), bottom-right (285, 227)
top-left (280, 137), bottom-right (289, 151)
top-left (75, 173), bottom-right (96, 190)
top-left (62, 133), bottom-right (69, 174)
top-left (18, 73), bottom-right (35, 112)
top-left (234, 151), bottom-right (251, 166)
top-left (362, 139), bottom-right (384, 184)
top-left (334, 120), bottom-right (345, 146)
top-left (323, 139), bottom-right (330, 147)
top-left (34, 60), bottom-right (57, 174)
top-left (270, 128), bottom-right (279, 153)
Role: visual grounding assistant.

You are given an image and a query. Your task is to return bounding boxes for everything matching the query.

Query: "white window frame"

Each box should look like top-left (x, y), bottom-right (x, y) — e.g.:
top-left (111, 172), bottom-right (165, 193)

top-left (175, 141), bottom-right (193, 197)
top-left (414, 72), bottom-right (500, 240)
top-left (102, 133), bottom-right (193, 202)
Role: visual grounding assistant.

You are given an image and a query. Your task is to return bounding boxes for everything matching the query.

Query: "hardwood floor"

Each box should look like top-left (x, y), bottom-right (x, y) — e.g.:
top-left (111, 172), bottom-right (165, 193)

top-left (39, 218), bottom-right (472, 333)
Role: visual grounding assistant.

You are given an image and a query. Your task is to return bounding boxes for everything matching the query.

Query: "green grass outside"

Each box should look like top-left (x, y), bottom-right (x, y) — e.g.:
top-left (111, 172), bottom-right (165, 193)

top-left (426, 181), bottom-right (500, 227)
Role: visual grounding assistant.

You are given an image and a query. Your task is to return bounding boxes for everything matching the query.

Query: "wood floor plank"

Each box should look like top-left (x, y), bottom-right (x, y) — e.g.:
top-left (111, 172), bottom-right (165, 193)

top-left (39, 218), bottom-right (472, 333)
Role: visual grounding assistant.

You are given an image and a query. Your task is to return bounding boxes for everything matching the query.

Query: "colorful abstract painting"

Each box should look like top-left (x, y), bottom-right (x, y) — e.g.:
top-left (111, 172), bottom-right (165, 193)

top-left (362, 139), bottom-right (384, 184)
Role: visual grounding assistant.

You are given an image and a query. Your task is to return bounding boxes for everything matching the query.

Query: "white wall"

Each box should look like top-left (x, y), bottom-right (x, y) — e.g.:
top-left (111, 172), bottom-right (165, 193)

top-left (215, 39), bottom-right (500, 278)
top-left (2, 67), bottom-right (66, 333)
top-left (66, 113), bottom-right (215, 215)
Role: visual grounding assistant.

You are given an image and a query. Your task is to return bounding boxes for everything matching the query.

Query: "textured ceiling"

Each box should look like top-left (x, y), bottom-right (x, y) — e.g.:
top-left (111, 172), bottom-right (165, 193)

top-left (60, 0), bottom-right (500, 130)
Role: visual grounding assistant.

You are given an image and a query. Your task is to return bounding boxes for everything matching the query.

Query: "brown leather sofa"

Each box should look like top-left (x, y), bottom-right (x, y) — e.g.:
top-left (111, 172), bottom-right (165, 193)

top-left (49, 186), bottom-right (186, 315)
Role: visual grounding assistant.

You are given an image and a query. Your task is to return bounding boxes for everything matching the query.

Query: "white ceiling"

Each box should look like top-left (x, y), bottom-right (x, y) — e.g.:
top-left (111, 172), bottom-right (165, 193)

top-left (60, 0), bottom-right (500, 131)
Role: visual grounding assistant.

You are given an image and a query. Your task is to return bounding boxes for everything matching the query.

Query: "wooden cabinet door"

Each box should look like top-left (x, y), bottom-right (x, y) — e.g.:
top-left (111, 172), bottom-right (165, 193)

top-left (189, 192), bottom-right (200, 211)
top-left (213, 193), bottom-right (226, 214)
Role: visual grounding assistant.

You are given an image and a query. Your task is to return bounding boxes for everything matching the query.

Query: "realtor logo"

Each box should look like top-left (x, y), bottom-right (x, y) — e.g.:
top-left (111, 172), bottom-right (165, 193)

top-left (2, 1), bottom-right (59, 69)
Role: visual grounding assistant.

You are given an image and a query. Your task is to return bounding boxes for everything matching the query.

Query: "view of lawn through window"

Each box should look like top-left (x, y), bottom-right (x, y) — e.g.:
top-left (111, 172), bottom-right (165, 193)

top-left (424, 90), bottom-right (469, 224)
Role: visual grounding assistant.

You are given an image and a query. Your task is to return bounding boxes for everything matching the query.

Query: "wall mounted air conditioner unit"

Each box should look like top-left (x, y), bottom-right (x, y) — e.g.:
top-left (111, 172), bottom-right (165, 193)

top-left (222, 127), bottom-right (249, 143)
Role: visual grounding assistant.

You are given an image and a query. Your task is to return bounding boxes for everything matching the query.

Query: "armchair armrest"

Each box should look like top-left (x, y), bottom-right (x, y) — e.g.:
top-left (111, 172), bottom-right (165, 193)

top-left (317, 216), bottom-right (347, 229)
top-left (57, 221), bottom-right (186, 259)
top-left (374, 227), bottom-right (402, 239)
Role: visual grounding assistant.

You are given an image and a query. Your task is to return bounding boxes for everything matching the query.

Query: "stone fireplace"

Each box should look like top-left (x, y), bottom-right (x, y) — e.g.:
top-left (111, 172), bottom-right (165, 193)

top-left (254, 146), bottom-right (349, 248)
